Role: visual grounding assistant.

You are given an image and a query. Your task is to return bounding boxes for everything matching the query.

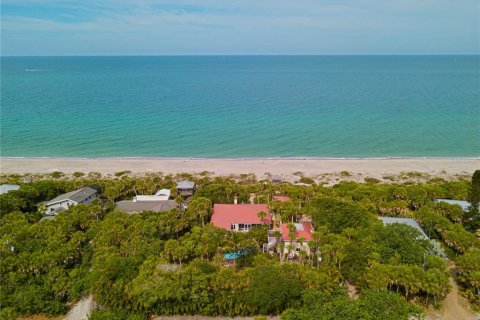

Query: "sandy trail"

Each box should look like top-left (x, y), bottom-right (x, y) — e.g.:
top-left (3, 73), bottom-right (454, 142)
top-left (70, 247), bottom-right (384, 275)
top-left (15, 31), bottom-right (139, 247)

top-left (440, 277), bottom-right (478, 320)
top-left (63, 295), bottom-right (95, 320)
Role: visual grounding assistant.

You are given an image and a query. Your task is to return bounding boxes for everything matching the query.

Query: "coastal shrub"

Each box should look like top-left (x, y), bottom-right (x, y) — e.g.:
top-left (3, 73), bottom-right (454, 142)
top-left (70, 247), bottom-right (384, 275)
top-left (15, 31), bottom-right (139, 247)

top-left (298, 177), bottom-right (315, 184)
top-left (281, 288), bottom-right (423, 320)
top-left (455, 249), bottom-right (480, 305)
top-left (114, 170), bottom-right (132, 177)
top-left (311, 197), bottom-right (375, 233)
top-left (1, 174), bottom-right (478, 318)
top-left (246, 265), bottom-right (303, 314)
top-left (364, 177), bottom-right (381, 184)
top-left (50, 171), bottom-right (65, 179)
top-left (73, 171), bottom-right (85, 178)
top-left (340, 171), bottom-right (351, 177)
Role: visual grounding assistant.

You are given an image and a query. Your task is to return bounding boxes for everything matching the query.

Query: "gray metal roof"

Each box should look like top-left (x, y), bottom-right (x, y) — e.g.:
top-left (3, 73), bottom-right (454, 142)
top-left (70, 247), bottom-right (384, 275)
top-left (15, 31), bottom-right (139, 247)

top-left (116, 200), bottom-right (177, 213)
top-left (177, 180), bottom-right (195, 189)
top-left (378, 217), bottom-right (428, 239)
top-left (46, 187), bottom-right (97, 205)
top-left (0, 184), bottom-right (20, 195)
top-left (433, 199), bottom-right (472, 212)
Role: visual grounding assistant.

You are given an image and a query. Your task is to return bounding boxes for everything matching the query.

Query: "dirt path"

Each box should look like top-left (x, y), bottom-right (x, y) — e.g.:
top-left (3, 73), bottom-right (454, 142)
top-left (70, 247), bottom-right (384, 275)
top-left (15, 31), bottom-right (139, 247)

top-left (63, 295), bottom-right (96, 320)
top-left (438, 277), bottom-right (478, 320)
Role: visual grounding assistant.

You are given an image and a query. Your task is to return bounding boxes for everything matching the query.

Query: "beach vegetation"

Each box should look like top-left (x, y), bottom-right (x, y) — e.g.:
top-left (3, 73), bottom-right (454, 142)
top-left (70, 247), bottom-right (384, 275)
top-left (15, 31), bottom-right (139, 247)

top-left (50, 171), bottom-right (65, 179)
top-left (0, 171), bottom-right (479, 318)
top-left (114, 170), bottom-right (132, 177)
top-left (340, 171), bottom-right (351, 176)
top-left (364, 177), bottom-right (381, 184)
top-left (73, 171), bottom-right (85, 178)
top-left (298, 177), bottom-right (314, 184)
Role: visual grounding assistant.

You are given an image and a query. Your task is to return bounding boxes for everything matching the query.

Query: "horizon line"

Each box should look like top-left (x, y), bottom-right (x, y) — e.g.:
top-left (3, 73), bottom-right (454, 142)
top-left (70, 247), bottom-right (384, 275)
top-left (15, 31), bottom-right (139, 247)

top-left (2, 53), bottom-right (480, 58)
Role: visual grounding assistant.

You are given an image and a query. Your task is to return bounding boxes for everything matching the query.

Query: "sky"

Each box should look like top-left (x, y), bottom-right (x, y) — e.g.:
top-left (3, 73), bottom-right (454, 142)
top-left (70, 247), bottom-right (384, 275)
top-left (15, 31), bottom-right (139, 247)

top-left (1, 0), bottom-right (479, 56)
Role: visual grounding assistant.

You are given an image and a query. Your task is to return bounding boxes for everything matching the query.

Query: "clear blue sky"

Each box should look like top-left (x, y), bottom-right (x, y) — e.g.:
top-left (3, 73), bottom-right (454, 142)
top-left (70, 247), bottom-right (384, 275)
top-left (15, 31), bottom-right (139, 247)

top-left (1, 0), bottom-right (479, 56)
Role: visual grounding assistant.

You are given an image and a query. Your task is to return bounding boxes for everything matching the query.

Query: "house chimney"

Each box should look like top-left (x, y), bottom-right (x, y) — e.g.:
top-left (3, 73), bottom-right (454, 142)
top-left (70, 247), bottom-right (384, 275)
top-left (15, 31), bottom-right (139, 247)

top-left (234, 196), bottom-right (238, 205)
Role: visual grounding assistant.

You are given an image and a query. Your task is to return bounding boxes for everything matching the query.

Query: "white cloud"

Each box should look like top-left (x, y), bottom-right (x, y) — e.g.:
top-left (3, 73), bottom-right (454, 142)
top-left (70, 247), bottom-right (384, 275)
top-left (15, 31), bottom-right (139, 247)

top-left (1, 0), bottom-right (478, 55)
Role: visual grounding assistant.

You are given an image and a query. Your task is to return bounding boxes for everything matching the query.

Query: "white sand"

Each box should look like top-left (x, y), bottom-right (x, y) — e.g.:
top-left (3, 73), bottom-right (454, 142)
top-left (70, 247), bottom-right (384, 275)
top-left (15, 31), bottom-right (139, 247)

top-left (1, 157), bottom-right (478, 182)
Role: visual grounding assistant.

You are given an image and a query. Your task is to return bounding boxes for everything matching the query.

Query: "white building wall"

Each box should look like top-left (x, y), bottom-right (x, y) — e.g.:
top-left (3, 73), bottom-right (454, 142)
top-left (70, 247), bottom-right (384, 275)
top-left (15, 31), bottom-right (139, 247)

top-left (46, 193), bottom-right (97, 215)
top-left (134, 195), bottom-right (169, 202)
top-left (46, 200), bottom-right (77, 214)
top-left (282, 241), bottom-right (311, 258)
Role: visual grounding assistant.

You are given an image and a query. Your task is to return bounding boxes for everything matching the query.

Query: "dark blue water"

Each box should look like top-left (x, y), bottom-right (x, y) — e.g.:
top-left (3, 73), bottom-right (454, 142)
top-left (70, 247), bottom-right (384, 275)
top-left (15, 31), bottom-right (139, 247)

top-left (1, 55), bottom-right (479, 157)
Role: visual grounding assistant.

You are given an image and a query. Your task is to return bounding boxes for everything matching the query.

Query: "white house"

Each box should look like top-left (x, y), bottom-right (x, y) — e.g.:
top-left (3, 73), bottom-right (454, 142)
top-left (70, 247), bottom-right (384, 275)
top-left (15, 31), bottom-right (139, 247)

top-left (44, 187), bottom-right (98, 215)
top-left (133, 189), bottom-right (171, 202)
top-left (176, 180), bottom-right (196, 196)
top-left (280, 223), bottom-right (314, 258)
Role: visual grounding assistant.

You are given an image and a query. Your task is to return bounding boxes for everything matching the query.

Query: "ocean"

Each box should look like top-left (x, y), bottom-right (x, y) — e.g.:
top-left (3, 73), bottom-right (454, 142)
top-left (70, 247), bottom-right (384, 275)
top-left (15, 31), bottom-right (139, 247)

top-left (1, 55), bottom-right (479, 158)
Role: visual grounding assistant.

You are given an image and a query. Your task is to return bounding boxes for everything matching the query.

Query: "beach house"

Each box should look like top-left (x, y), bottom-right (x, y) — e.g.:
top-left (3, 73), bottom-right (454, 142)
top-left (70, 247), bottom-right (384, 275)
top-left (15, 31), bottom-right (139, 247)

top-left (211, 200), bottom-right (271, 232)
top-left (133, 189), bottom-right (171, 201)
top-left (378, 217), bottom-right (446, 257)
top-left (280, 223), bottom-right (314, 258)
top-left (177, 180), bottom-right (196, 196)
top-left (44, 187), bottom-right (98, 215)
top-left (116, 200), bottom-right (177, 214)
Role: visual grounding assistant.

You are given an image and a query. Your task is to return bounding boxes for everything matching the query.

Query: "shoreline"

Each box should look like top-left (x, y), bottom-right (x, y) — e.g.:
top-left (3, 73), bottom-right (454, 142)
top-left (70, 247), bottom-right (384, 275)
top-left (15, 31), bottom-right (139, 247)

top-left (2, 156), bottom-right (479, 160)
top-left (1, 157), bottom-right (478, 183)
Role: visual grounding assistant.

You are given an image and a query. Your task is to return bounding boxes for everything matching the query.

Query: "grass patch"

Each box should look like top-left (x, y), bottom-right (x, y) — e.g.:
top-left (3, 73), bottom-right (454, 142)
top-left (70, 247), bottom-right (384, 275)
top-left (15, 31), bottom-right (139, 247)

top-left (298, 176), bottom-right (315, 184)
top-left (72, 172), bottom-right (85, 178)
top-left (364, 177), bottom-right (381, 184)
top-left (50, 171), bottom-right (64, 179)
top-left (114, 170), bottom-right (132, 177)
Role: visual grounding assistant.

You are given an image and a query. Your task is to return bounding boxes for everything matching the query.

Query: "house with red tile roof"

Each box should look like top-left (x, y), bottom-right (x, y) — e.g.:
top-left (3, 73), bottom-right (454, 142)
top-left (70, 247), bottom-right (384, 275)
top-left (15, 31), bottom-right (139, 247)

top-left (280, 223), bottom-right (313, 241)
top-left (273, 195), bottom-right (291, 202)
top-left (211, 203), bottom-right (271, 232)
top-left (280, 222), bottom-right (314, 258)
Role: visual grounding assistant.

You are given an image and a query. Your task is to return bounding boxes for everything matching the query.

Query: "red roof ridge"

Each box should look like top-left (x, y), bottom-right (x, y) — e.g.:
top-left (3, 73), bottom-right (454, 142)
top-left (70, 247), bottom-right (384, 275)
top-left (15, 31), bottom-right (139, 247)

top-left (211, 203), bottom-right (271, 231)
top-left (280, 222), bottom-right (314, 241)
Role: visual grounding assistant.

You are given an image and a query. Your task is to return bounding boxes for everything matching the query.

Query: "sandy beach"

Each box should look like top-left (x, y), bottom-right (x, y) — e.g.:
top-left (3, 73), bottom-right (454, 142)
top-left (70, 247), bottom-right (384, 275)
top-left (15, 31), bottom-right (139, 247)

top-left (1, 157), bottom-right (478, 182)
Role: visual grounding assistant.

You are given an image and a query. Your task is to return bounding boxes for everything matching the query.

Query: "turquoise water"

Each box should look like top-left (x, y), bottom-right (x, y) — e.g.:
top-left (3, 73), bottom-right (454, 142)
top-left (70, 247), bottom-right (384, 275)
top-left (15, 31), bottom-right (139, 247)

top-left (1, 56), bottom-right (479, 158)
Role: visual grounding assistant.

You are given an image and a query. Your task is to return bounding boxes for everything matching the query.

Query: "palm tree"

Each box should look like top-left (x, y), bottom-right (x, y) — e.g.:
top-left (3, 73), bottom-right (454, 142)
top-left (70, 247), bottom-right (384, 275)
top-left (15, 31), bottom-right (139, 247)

top-left (286, 243), bottom-right (295, 262)
top-left (175, 195), bottom-right (184, 208)
top-left (272, 230), bottom-right (282, 241)
top-left (187, 197), bottom-right (212, 226)
top-left (299, 249), bottom-right (308, 265)
top-left (278, 242), bottom-right (285, 263)
top-left (287, 223), bottom-right (297, 241)
top-left (257, 211), bottom-right (267, 225)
